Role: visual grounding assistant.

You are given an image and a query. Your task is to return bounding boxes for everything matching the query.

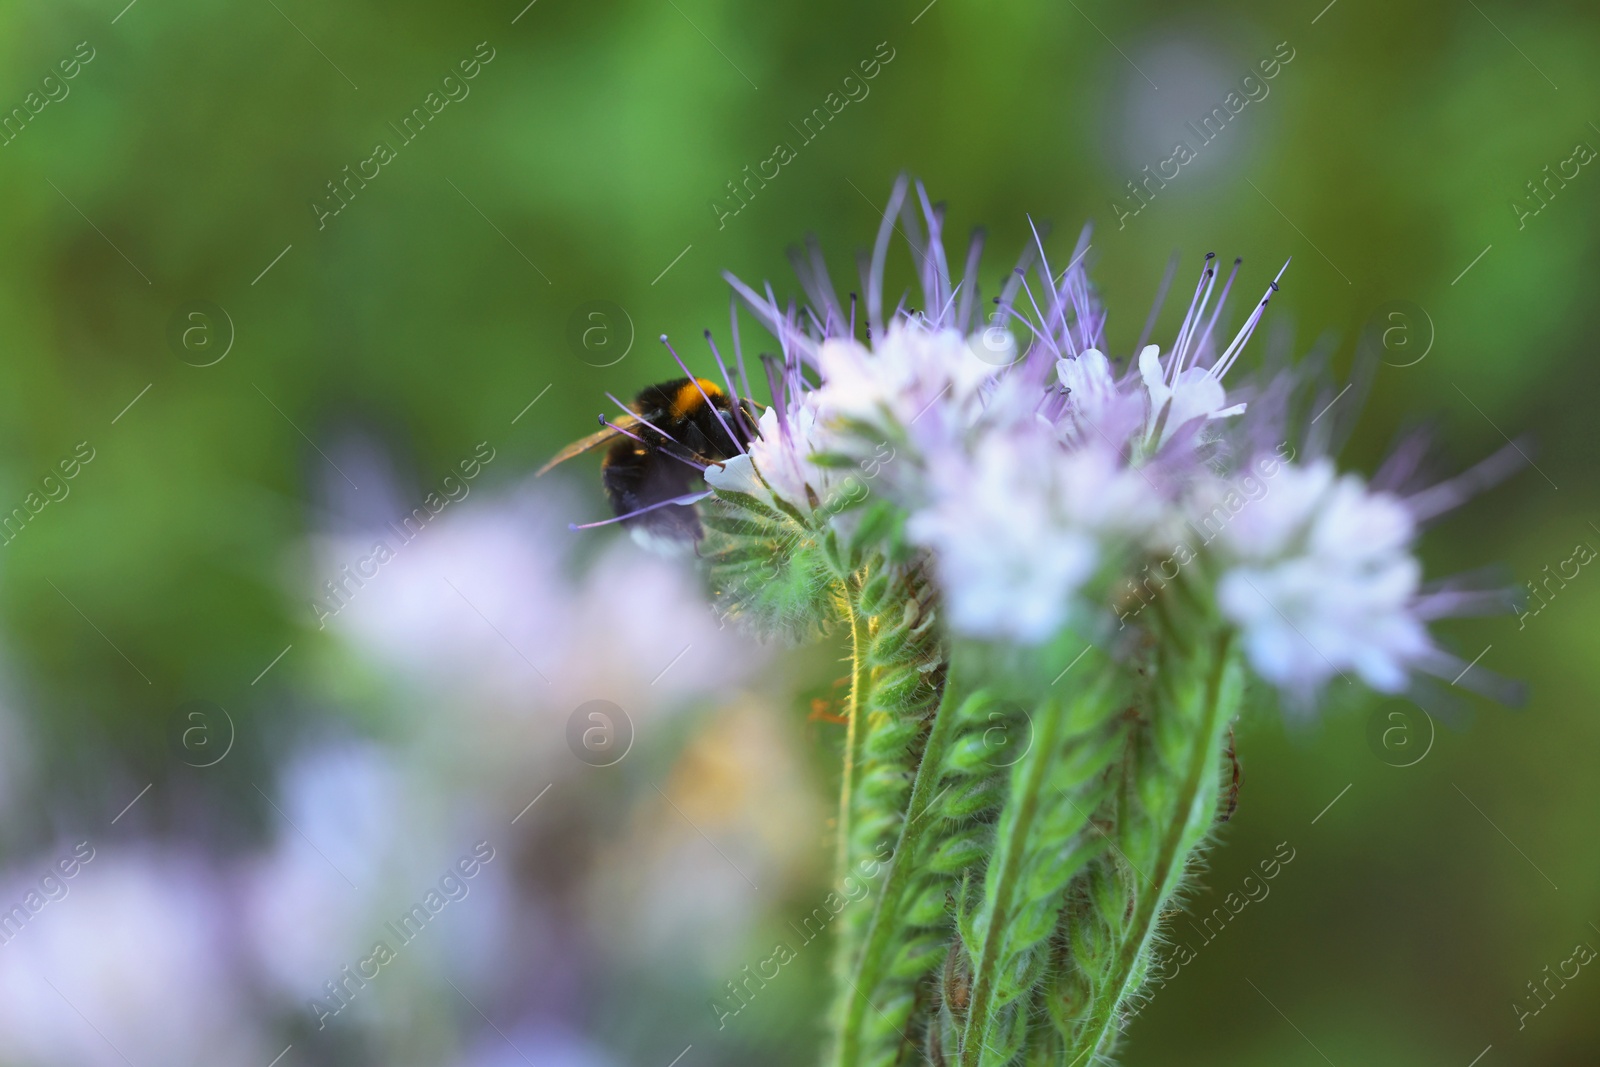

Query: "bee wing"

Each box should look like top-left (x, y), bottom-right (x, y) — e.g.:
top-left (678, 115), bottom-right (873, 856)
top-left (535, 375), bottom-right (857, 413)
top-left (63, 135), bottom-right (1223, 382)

top-left (536, 417), bottom-right (638, 476)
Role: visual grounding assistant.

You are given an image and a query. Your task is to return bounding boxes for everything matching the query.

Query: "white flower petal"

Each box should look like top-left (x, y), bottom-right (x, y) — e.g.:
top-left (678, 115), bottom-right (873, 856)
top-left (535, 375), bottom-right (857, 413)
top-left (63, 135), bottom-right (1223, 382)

top-left (1210, 460), bottom-right (1431, 698)
top-left (907, 430), bottom-right (1164, 644)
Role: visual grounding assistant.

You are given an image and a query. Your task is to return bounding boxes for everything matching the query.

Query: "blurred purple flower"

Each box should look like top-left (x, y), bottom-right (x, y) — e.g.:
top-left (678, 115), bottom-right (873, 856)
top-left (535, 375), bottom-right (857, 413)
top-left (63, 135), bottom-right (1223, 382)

top-left (0, 846), bottom-right (265, 1067)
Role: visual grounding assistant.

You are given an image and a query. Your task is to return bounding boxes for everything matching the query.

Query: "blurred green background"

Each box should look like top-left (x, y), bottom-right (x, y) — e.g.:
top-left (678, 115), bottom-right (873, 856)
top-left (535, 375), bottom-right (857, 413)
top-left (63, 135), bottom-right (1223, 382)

top-left (0, 0), bottom-right (1596, 1064)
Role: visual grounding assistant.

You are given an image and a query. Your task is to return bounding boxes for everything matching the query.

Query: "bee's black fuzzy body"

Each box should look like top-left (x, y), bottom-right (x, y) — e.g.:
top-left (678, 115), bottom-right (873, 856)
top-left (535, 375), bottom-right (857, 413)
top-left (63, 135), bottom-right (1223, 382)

top-left (541, 376), bottom-right (759, 551)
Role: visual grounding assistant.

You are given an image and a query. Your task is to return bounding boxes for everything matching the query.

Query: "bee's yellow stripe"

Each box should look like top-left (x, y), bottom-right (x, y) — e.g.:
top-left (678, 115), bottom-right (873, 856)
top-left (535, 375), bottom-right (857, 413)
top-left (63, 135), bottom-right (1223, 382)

top-left (670, 378), bottom-right (722, 419)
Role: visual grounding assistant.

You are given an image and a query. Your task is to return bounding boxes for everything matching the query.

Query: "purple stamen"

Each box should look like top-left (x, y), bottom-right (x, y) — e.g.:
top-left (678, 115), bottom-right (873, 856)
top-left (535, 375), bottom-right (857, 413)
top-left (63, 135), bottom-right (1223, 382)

top-left (1026, 215), bottom-right (1064, 339)
top-left (1371, 429), bottom-right (1432, 494)
top-left (704, 329), bottom-right (757, 439)
top-left (729, 293), bottom-right (754, 403)
top-left (868, 176), bottom-right (911, 336)
top-left (598, 415), bottom-right (707, 472)
top-left (778, 290), bottom-right (817, 369)
top-left (936, 280), bottom-right (964, 326)
top-left (1169, 253), bottom-right (1217, 386)
top-left (606, 391), bottom-right (686, 448)
top-left (917, 181), bottom-right (953, 317)
top-left (725, 272), bottom-right (806, 363)
top-left (569, 490), bottom-right (712, 530)
top-left (661, 333), bottom-right (744, 455)
top-left (991, 300), bottom-right (1045, 347)
top-left (760, 352), bottom-right (791, 445)
top-left (1173, 263), bottom-right (1219, 379)
top-left (995, 240), bottom-right (1039, 331)
top-left (787, 241), bottom-right (836, 332)
top-left (1012, 267), bottom-right (1065, 360)
top-left (1135, 251), bottom-right (1182, 356)
top-left (1062, 263), bottom-right (1092, 353)
top-left (1192, 258), bottom-right (1242, 367)
top-left (806, 233), bottom-right (845, 330)
top-left (1211, 259), bottom-right (1289, 381)
top-left (1414, 588), bottom-right (1517, 620)
top-left (1404, 438), bottom-right (1527, 522)
top-left (956, 231), bottom-right (985, 334)
top-left (803, 305), bottom-right (827, 338)
top-left (764, 281), bottom-right (796, 367)
top-left (786, 340), bottom-right (807, 418)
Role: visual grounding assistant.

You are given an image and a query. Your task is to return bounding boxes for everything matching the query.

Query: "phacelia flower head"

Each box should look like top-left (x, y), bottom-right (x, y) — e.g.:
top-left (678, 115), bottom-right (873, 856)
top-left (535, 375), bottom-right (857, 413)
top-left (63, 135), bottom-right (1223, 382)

top-left (578, 176), bottom-right (1522, 708)
top-left (1198, 441), bottom-right (1526, 706)
top-left (1210, 458), bottom-right (1429, 696)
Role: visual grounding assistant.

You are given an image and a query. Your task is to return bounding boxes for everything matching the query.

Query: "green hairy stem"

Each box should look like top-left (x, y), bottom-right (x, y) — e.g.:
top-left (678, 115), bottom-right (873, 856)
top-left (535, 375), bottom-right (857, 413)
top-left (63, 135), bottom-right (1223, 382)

top-left (952, 671), bottom-right (1128, 1067)
top-left (1051, 615), bottom-right (1243, 1062)
top-left (822, 571), bottom-right (1242, 1067)
top-left (826, 561), bottom-right (945, 1059)
top-left (834, 671), bottom-right (998, 1067)
top-left (835, 577), bottom-right (873, 883)
top-left (699, 488), bottom-right (1245, 1066)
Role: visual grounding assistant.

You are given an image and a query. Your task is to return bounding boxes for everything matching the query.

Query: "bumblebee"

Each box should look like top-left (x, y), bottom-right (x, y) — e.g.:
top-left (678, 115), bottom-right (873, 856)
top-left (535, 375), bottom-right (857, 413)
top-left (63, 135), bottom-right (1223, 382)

top-left (538, 376), bottom-right (760, 551)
